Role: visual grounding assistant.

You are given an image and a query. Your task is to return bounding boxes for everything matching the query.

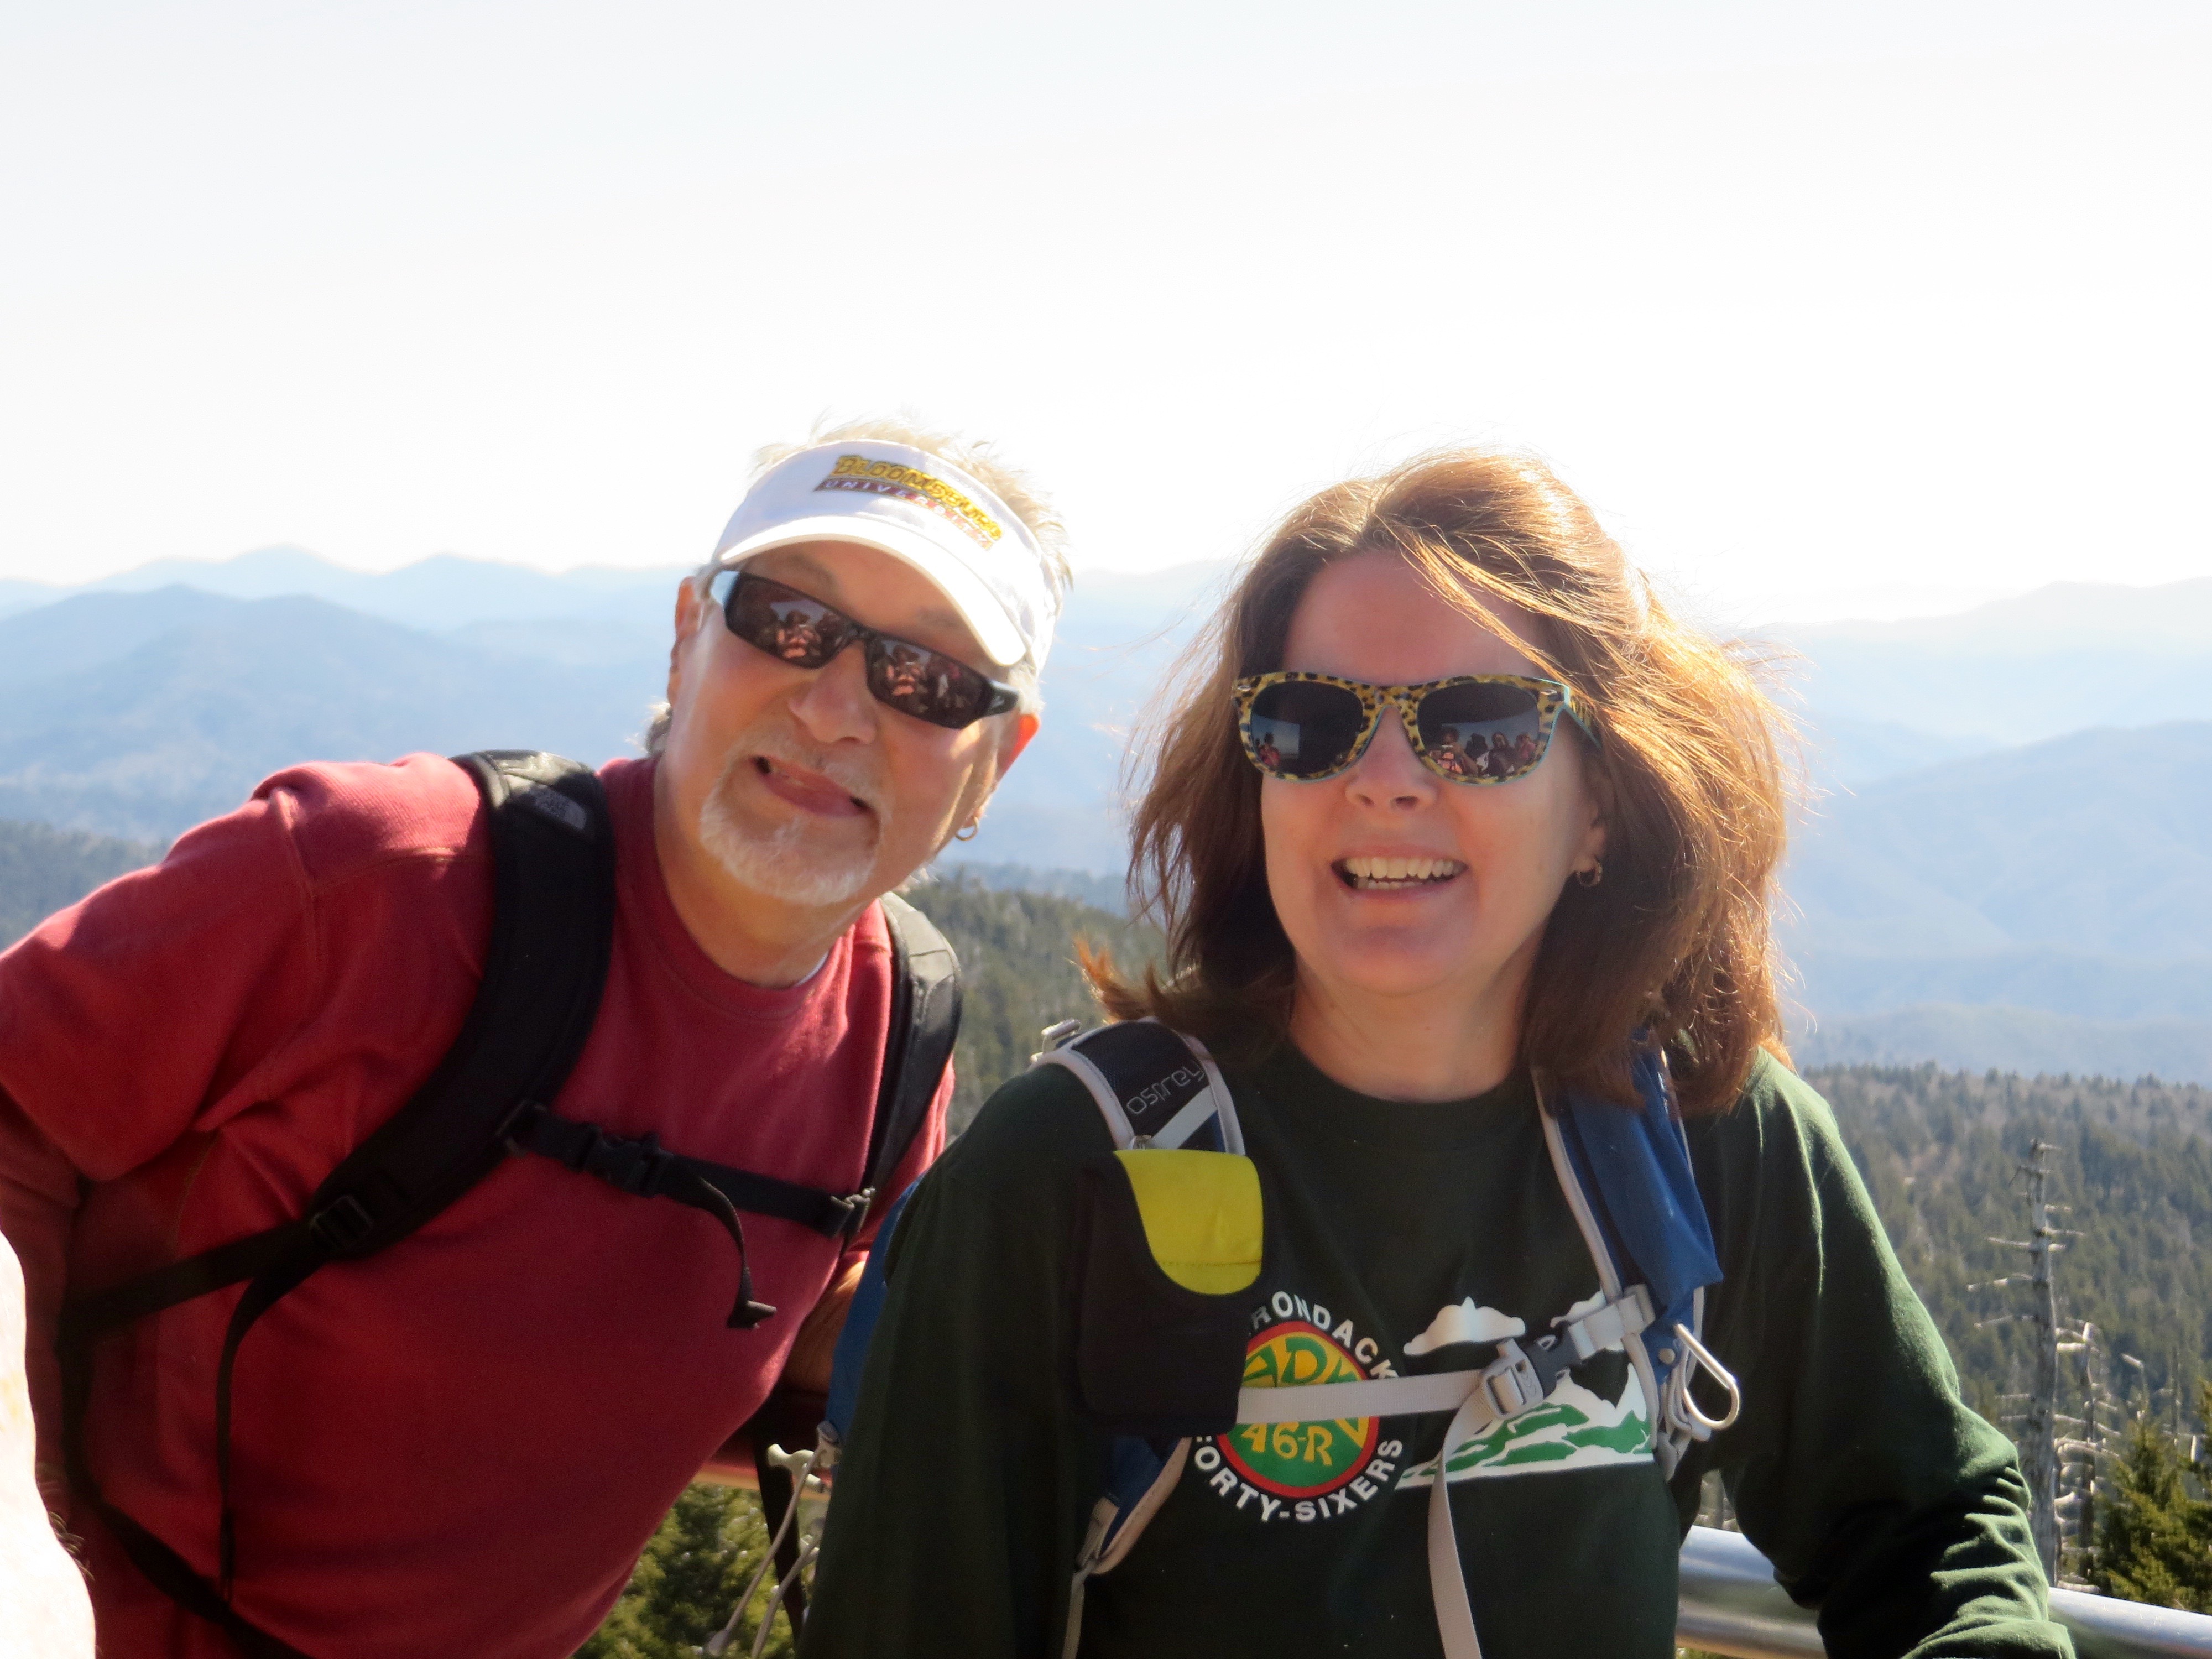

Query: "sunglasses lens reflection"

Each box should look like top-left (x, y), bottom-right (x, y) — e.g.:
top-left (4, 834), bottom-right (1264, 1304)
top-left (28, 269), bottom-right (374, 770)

top-left (728, 577), bottom-right (846, 669)
top-left (1416, 682), bottom-right (1547, 782)
top-left (866, 643), bottom-right (988, 729)
top-left (1247, 680), bottom-right (1369, 778)
top-left (727, 573), bottom-right (1000, 731)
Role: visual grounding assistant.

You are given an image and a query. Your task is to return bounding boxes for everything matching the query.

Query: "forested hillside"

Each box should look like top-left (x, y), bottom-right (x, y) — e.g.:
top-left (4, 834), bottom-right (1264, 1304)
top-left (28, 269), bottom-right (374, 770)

top-left (0, 818), bottom-right (160, 946)
top-left (1811, 1065), bottom-right (2212, 1423)
top-left (904, 875), bottom-right (1161, 1129)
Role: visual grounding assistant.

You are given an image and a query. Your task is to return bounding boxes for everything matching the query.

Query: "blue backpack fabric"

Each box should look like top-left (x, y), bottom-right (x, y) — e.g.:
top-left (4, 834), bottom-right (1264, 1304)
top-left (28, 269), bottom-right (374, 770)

top-left (822, 1182), bottom-right (920, 1452)
top-left (1554, 1044), bottom-right (1723, 1413)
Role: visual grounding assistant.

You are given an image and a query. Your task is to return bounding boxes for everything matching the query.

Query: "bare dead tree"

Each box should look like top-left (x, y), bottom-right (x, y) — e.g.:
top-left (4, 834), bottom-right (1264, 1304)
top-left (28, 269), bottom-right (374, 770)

top-left (1972, 1140), bottom-right (2078, 1580)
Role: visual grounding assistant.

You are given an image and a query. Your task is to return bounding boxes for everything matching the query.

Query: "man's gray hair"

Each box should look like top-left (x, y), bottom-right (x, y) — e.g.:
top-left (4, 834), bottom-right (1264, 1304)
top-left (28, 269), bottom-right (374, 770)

top-left (644, 416), bottom-right (1066, 755)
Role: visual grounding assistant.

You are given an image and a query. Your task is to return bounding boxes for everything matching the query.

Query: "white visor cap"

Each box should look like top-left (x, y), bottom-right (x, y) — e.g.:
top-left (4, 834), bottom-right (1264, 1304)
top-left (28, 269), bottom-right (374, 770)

top-left (709, 440), bottom-right (1058, 672)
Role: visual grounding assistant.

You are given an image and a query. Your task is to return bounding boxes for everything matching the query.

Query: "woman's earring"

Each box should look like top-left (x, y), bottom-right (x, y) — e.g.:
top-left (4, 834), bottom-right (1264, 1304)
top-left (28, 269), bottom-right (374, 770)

top-left (953, 822), bottom-right (981, 842)
top-left (1574, 859), bottom-right (1603, 888)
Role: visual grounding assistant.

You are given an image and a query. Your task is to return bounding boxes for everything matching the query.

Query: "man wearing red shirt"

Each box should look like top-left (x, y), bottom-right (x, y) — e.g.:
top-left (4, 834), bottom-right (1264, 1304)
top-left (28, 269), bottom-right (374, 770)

top-left (0, 422), bottom-right (1063, 1657)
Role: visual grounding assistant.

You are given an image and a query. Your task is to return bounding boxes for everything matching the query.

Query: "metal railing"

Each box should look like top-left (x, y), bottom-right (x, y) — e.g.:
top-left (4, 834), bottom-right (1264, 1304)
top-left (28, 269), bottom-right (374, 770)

top-left (1679, 1526), bottom-right (2212, 1658)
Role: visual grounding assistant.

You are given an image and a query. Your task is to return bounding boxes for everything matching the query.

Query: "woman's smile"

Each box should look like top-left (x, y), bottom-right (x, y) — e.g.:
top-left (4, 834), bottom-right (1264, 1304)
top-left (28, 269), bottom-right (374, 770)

top-left (1332, 854), bottom-right (1467, 892)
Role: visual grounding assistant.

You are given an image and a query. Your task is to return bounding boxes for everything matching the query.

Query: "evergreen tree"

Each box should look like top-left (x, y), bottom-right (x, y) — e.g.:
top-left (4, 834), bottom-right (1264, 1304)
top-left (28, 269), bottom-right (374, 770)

top-left (576, 1485), bottom-right (795, 1659)
top-left (907, 876), bottom-right (1162, 1131)
top-left (2088, 1385), bottom-right (2212, 1613)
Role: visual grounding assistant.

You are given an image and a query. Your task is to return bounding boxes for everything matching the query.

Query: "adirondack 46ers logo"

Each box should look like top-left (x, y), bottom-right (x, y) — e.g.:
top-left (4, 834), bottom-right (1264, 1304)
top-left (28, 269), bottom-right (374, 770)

top-left (1190, 1290), bottom-right (1406, 1524)
top-left (1225, 1322), bottom-right (1379, 1495)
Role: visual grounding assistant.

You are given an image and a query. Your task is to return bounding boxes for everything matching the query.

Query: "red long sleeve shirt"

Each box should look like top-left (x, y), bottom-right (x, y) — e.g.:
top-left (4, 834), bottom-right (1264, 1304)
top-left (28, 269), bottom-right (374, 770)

top-left (0, 752), bottom-right (947, 1658)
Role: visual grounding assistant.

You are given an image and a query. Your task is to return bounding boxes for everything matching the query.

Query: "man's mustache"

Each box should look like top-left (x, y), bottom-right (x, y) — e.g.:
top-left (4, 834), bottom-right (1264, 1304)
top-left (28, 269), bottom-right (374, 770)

top-left (737, 730), bottom-right (889, 820)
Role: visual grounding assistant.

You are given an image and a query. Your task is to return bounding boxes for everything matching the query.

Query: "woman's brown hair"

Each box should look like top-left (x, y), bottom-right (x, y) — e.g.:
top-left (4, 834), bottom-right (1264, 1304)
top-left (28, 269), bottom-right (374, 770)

top-left (1089, 448), bottom-right (1794, 1114)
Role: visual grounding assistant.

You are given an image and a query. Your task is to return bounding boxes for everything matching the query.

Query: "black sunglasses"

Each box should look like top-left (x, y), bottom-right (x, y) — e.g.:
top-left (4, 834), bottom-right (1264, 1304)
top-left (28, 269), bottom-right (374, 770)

top-left (711, 570), bottom-right (1020, 731)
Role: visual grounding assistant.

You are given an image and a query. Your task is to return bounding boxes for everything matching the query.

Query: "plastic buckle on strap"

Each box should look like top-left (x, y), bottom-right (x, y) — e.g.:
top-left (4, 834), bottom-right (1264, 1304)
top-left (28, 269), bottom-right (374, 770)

top-left (832, 1188), bottom-right (876, 1238)
top-left (1033, 1019), bottom-right (1083, 1062)
top-left (496, 1098), bottom-right (547, 1155)
top-left (1524, 1331), bottom-right (1577, 1394)
top-left (584, 1130), bottom-right (672, 1196)
top-left (1558, 1283), bottom-right (1656, 1361)
top-left (1481, 1340), bottom-right (1545, 1418)
top-left (307, 1194), bottom-right (376, 1255)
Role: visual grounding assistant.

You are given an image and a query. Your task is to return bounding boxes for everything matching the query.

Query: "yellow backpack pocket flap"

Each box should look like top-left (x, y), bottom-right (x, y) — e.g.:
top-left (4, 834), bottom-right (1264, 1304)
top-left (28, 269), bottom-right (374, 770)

top-left (1070, 1152), bottom-right (1265, 1437)
top-left (1112, 1150), bottom-right (1263, 1296)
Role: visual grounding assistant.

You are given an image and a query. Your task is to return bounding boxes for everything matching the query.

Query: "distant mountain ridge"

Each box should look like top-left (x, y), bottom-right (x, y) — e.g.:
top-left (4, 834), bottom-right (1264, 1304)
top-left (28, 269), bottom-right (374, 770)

top-left (0, 546), bottom-right (687, 629)
top-left (4, 548), bottom-right (2208, 1081)
top-left (1786, 723), bottom-right (2212, 960)
top-left (1796, 1005), bottom-right (2212, 1084)
top-left (1775, 577), bottom-right (2212, 747)
top-left (1788, 577), bottom-right (2212, 652)
top-left (1780, 722), bottom-right (2212, 1081)
top-left (0, 589), bottom-right (662, 840)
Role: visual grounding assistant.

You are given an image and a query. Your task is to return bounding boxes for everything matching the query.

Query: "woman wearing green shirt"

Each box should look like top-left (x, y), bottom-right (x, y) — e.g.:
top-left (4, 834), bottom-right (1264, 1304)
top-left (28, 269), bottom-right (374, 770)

top-left (800, 450), bottom-right (2069, 1658)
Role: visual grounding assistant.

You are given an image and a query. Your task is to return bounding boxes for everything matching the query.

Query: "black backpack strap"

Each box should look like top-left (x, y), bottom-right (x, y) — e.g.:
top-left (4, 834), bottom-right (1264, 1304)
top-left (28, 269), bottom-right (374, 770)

top-left (500, 889), bottom-right (962, 1258)
top-left (503, 1107), bottom-right (873, 1239)
top-left (1036, 1019), bottom-right (1243, 1154)
top-left (865, 893), bottom-right (962, 1196)
top-left (56, 750), bottom-right (617, 1650)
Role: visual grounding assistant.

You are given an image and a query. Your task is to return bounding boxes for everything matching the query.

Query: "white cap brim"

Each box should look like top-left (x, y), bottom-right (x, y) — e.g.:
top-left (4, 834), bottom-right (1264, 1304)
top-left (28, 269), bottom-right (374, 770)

top-left (708, 440), bottom-right (1057, 672)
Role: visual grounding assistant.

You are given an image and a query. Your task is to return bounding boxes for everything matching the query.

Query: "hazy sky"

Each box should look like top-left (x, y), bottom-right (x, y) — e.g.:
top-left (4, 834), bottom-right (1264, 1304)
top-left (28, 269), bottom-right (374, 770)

top-left (4, 1), bottom-right (2206, 623)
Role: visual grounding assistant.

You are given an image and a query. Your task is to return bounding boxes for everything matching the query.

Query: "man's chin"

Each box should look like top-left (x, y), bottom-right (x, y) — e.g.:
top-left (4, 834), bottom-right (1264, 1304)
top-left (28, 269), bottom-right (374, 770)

top-left (699, 799), bottom-right (882, 910)
top-left (740, 855), bottom-right (878, 909)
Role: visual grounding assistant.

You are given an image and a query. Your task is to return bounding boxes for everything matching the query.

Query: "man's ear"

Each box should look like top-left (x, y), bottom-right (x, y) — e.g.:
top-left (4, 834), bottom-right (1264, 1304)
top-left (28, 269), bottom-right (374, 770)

top-left (667, 578), bottom-right (707, 708)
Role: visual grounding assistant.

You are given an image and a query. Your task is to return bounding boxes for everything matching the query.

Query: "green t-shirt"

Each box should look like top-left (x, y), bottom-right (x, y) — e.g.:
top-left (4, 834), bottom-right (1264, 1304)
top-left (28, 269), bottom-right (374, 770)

top-left (800, 1045), bottom-right (2070, 1659)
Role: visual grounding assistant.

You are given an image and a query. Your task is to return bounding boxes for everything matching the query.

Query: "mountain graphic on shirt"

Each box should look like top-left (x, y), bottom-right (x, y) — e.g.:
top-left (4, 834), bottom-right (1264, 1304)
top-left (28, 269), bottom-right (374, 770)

top-left (1404, 1298), bottom-right (1526, 1355)
top-left (1395, 1370), bottom-right (1652, 1485)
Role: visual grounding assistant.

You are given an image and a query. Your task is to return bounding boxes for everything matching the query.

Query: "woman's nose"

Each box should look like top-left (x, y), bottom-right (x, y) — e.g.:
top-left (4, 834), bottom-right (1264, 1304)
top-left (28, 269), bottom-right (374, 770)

top-left (1345, 707), bottom-right (1436, 811)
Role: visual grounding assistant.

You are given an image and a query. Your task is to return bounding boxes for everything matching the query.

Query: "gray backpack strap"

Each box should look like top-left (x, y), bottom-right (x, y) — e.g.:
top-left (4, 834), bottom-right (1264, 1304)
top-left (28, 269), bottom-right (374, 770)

top-left (1034, 1018), bottom-right (1243, 1153)
top-left (1028, 1019), bottom-right (1239, 1654)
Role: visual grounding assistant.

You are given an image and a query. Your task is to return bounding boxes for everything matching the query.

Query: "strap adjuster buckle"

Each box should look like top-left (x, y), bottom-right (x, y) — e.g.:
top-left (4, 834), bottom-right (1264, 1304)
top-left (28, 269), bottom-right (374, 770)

top-left (832, 1187), bottom-right (876, 1237)
top-left (497, 1098), bottom-right (547, 1155)
top-left (307, 1194), bottom-right (376, 1255)
top-left (1552, 1283), bottom-right (1657, 1361)
top-left (1481, 1340), bottom-right (1545, 1417)
top-left (577, 1128), bottom-right (673, 1196)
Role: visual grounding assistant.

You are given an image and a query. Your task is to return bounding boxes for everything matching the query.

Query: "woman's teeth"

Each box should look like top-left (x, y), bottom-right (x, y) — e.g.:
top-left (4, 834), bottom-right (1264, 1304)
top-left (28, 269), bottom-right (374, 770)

top-left (1338, 855), bottom-right (1464, 890)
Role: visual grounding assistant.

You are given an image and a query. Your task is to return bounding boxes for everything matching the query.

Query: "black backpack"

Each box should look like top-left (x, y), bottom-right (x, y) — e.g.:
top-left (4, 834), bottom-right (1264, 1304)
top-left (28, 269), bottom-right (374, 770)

top-left (54, 751), bottom-right (962, 1659)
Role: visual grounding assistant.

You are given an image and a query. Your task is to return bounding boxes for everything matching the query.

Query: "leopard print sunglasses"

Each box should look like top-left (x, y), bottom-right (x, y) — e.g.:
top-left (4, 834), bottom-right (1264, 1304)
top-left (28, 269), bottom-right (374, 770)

top-left (1232, 671), bottom-right (1601, 785)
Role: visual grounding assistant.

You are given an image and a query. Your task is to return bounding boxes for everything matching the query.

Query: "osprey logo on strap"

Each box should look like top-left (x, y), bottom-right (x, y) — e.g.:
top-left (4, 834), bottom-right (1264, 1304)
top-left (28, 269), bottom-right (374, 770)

top-left (1038, 1019), bottom-right (1244, 1155)
top-left (1129, 1063), bottom-right (1206, 1122)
